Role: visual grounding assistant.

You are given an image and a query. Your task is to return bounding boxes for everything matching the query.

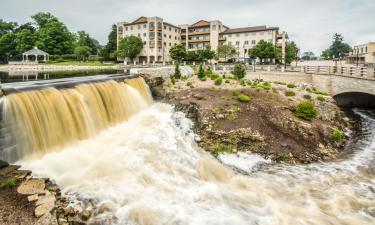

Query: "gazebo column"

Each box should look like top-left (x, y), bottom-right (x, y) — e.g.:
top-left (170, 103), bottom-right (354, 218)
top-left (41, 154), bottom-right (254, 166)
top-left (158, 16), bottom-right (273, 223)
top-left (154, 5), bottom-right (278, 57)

top-left (44, 55), bottom-right (46, 62)
top-left (35, 54), bottom-right (37, 62)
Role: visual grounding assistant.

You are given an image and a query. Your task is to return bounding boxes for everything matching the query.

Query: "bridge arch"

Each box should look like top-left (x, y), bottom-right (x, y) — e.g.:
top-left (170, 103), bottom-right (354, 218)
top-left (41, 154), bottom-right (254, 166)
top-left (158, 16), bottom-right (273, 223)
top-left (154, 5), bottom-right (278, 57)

top-left (333, 91), bottom-right (375, 108)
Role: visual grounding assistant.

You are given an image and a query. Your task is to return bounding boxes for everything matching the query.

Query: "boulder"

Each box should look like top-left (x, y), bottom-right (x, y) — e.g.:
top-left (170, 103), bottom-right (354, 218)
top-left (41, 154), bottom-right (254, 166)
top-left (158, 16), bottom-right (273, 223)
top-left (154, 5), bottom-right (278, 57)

top-left (36, 195), bottom-right (56, 206)
top-left (35, 202), bottom-right (55, 218)
top-left (17, 179), bottom-right (45, 195)
top-left (28, 194), bottom-right (39, 202)
top-left (0, 160), bottom-right (9, 169)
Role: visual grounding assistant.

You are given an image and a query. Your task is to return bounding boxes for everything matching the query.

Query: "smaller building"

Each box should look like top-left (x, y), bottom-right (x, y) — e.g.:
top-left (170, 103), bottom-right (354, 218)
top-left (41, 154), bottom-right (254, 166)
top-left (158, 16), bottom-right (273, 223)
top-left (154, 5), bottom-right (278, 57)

top-left (347, 42), bottom-right (375, 65)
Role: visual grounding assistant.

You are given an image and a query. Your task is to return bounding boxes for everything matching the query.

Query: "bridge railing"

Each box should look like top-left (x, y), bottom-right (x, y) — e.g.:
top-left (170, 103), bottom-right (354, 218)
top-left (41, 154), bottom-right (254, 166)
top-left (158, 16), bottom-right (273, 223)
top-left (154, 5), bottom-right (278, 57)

top-left (304, 66), bottom-right (375, 80)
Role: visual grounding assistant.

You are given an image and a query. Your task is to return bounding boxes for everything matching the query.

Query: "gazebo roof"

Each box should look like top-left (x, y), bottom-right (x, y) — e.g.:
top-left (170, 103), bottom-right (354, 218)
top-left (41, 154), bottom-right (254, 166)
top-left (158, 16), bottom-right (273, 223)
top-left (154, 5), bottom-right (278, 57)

top-left (23, 47), bottom-right (49, 56)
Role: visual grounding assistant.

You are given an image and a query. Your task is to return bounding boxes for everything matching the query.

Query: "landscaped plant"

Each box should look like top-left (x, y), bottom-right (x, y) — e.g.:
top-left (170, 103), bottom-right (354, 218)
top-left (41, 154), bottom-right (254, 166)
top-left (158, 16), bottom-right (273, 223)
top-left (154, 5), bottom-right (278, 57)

top-left (210, 73), bottom-right (220, 80)
top-left (214, 77), bottom-right (223, 85)
top-left (205, 67), bottom-right (213, 78)
top-left (171, 76), bottom-right (176, 85)
top-left (1, 178), bottom-right (16, 189)
top-left (274, 81), bottom-right (287, 85)
top-left (238, 94), bottom-right (252, 102)
top-left (186, 81), bottom-right (192, 87)
top-left (303, 94), bottom-right (312, 100)
top-left (330, 128), bottom-right (344, 142)
top-left (232, 90), bottom-right (239, 97)
top-left (295, 101), bottom-right (318, 121)
top-left (317, 96), bottom-right (325, 102)
top-left (174, 62), bottom-right (181, 79)
top-left (231, 63), bottom-right (246, 79)
top-left (198, 64), bottom-right (205, 79)
top-left (272, 88), bottom-right (278, 93)
top-left (287, 83), bottom-right (296, 88)
top-left (285, 90), bottom-right (296, 97)
top-left (239, 79), bottom-right (246, 86)
top-left (225, 79), bottom-right (230, 83)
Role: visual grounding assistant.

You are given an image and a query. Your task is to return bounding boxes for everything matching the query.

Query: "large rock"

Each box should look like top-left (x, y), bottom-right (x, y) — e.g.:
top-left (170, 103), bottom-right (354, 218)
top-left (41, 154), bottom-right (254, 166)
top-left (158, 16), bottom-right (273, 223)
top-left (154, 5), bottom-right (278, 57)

top-left (34, 202), bottom-right (56, 218)
top-left (36, 195), bottom-right (56, 206)
top-left (0, 160), bottom-right (9, 169)
top-left (17, 179), bottom-right (45, 195)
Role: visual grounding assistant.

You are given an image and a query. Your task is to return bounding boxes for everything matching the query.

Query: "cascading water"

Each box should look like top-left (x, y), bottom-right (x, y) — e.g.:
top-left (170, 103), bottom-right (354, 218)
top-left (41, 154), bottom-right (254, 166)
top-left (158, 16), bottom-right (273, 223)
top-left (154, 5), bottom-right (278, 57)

top-left (0, 77), bottom-right (152, 162)
top-left (1, 78), bottom-right (374, 225)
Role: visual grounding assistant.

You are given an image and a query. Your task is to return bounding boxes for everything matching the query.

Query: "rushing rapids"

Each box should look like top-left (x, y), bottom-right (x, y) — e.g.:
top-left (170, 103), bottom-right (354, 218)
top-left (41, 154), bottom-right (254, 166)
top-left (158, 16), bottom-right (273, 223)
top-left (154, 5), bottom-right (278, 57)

top-left (0, 77), bottom-right (152, 162)
top-left (0, 78), bottom-right (374, 225)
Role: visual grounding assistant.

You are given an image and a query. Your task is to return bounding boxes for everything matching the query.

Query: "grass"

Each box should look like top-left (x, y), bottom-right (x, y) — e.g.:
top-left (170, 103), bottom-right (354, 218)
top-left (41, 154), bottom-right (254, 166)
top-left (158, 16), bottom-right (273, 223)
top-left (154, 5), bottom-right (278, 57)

top-left (212, 144), bottom-right (234, 155)
top-left (46, 61), bottom-right (116, 66)
top-left (285, 90), bottom-right (296, 97)
top-left (226, 114), bottom-right (236, 121)
top-left (1, 178), bottom-right (16, 189)
top-left (214, 107), bottom-right (222, 113)
top-left (238, 94), bottom-right (252, 102)
top-left (287, 83), bottom-right (296, 88)
top-left (331, 128), bottom-right (344, 142)
top-left (317, 96), bottom-right (325, 102)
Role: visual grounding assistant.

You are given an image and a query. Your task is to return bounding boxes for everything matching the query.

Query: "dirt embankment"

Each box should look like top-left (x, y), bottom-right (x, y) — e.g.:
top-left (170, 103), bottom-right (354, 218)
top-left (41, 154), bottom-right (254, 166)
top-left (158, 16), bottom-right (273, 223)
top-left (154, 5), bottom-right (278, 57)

top-left (144, 74), bottom-right (353, 164)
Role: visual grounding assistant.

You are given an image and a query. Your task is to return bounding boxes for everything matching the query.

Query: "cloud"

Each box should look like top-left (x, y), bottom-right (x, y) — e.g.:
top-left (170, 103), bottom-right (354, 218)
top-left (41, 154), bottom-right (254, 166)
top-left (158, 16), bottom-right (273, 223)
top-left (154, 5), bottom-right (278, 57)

top-left (1, 0), bottom-right (374, 55)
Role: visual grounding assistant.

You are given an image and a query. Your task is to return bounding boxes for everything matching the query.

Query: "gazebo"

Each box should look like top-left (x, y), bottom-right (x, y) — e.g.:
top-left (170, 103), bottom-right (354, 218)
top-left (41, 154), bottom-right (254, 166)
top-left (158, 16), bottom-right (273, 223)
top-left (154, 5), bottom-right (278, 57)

top-left (22, 47), bottom-right (49, 62)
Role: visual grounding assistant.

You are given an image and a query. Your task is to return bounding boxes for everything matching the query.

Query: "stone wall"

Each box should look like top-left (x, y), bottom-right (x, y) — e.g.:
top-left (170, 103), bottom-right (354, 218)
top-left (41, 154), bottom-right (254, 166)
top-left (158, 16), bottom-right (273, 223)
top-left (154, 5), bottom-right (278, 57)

top-left (130, 66), bottom-right (194, 78)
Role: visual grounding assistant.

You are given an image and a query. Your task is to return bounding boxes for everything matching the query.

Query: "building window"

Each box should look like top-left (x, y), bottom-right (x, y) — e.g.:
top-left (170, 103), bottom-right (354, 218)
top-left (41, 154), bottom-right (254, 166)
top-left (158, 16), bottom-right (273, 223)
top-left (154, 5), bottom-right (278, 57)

top-left (164, 25), bottom-right (166, 29)
top-left (169, 27), bottom-right (171, 31)
top-left (236, 33), bottom-right (240, 37)
top-left (252, 32), bottom-right (256, 36)
top-left (125, 27), bottom-right (128, 31)
top-left (169, 35), bottom-right (171, 39)
top-left (228, 34), bottom-right (232, 37)
top-left (138, 25), bottom-right (141, 29)
top-left (169, 43), bottom-right (171, 46)
top-left (175, 36), bottom-right (177, 40)
top-left (130, 26), bottom-right (133, 30)
top-left (143, 33), bottom-right (146, 37)
top-left (251, 40), bottom-right (256, 45)
top-left (245, 41), bottom-right (249, 45)
top-left (143, 24), bottom-right (147, 28)
top-left (212, 25), bottom-right (216, 30)
top-left (175, 28), bottom-right (177, 32)
top-left (361, 48), bottom-right (363, 53)
top-left (245, 33), bottom-right (249, 36)
top-left (236, 41), bottom-right (240, 46)
top-left (228, 41), bottom-right (232, 46)
top-left (164, 42), bottom-right (166, 46)
top-left (365, 47), bottom-right (368, 53)
top-left (143, 41), bottom-right (147, 45)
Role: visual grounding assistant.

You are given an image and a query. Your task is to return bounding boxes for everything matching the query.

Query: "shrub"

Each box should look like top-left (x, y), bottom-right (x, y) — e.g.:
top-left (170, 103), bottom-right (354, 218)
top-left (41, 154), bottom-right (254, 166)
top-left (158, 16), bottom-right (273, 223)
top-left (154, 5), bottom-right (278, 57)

top-left (197, 64), bottom-right (205, 79)
top-left (232, 90), bottom-right (239, 97)
top-left (274, 81), bottom-right (287, 85)
top-left (205, 67), bottom-right (213, 77)
top-left (174, 62), bottom-right (181, 79)
top-left (272, 88), bottom-right (278, 93)
top-left (303, 94), bottom-right (312, 100)
top-left (214, 77), bottom-right (223, 85)
top-left (226, 114), bottom-right (235, 121)
top-left (330, 128), bottom-right (344, 142)
top-left (210, 73), bottom-right (220, 80)
top-left (317, 96), bottom-right (325, 102)
top-left (186, 81), bottom-right (193, 87)
top-left (295, 101), bottom-right (318, 121)
top-left (262, 81), bottom-right (271, 87)
top-left (171, 76), bottom-right (176, 85)
top-left (285, 90), bottom-right (296, 97)
top-left (287, 83), bottom-right (296, 88)
top-left (238, 94), bottom-right (252, 102)
top-left (239, 79), bottom-right (246, 86)
top-left (225, 79), bottom-right (230, 83)
top-left (1, 178), bottom-right (16, 189)
top-left (231, 63), bottom-right (246, 79)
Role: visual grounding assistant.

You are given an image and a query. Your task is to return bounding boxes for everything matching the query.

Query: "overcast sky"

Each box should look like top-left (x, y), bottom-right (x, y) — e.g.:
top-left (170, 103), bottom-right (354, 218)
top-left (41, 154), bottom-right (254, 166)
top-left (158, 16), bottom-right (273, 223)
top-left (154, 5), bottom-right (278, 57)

top-left (1, 0), bottom-right (374, 55)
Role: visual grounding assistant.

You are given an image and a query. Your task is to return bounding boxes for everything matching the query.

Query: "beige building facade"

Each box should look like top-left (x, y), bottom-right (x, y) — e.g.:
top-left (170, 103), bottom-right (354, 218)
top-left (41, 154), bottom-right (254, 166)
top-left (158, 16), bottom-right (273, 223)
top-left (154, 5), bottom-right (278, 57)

top-left (347, 42), bottom-right (375, 65)
top-left (117, 16), bottom-right (287, 63)
top-left (117, 16), bottom-right (181, 63)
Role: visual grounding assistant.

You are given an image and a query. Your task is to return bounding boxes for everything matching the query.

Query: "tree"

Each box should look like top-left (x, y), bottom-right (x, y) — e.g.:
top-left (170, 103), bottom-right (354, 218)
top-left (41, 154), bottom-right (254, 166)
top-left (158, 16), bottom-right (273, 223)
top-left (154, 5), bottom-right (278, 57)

top-left (75, 31), bottom-right (100, 55)
top-left (248, 40), bottom-right (276, 63)
top-left (301, 52), bottom-right (316, 61)
top-left (0, 33), bottom-right (16, 61)
top-left (116, 35), bottom-right (143, 62)
top-left (232, 63), bottom-right (246, 79)
top-left (174, 62), bottom-right (181, 79)
top-left (169, 43), bottom-right (186, 62)
top-left (0, 19), bottom-right (17, 36)
top-left (74, 45), bottom-right (91, 61)
top-left (322, 33), bottom-right (352, 61)
top-left (285, 41), bottom-right (299, 65)
top-left (15, 29), bottom-right (35, 53)
top-left (196, 45), bottom-right (215, 61)
top-left (217, 44), bottom-right (237, 61)
top-left (100, 24), bottom-right (117, 60)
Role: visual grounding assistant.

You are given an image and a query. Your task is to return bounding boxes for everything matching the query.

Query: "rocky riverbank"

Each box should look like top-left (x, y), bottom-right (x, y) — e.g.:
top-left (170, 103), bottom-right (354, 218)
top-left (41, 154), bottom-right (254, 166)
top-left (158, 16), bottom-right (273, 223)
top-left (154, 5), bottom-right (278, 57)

top-left (143, 73), bottom-right (353, 164)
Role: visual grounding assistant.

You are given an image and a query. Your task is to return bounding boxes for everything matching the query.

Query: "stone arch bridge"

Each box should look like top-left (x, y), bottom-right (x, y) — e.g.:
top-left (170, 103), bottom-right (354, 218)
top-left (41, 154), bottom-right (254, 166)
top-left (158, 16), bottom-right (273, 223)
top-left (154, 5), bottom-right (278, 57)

top-left (305, 66), bottom-right (375, 108)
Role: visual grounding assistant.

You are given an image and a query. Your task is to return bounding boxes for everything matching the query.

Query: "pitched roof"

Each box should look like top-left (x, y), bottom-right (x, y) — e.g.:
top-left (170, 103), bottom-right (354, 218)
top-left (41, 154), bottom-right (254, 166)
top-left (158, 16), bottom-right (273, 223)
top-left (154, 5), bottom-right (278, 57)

top-left (221, 26), bottom-right (279, 34)
top-left (190, 20), bottom-right (210, 27)
top-left (23, 47), bottom-right (49, 56)
top-left (132, 16), bottom-right (148, 24)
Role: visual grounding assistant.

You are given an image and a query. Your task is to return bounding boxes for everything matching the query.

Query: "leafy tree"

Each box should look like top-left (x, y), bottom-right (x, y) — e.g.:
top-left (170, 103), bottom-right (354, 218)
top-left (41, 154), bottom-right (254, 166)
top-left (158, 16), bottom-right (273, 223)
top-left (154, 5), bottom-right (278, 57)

top-left (196, 45), bottom-right (215, 61)
top-left (116, 35), bottom-right (143, 62)
top-left (232, 63), bottom-right (246, 79)
top-left (174, 62), bottom-right (181, 79)
top-left (75, 31), bottom-right (100, 55)
top-left (185, 51), bottom-right (197, 61)
top-left (321, 49), bottom-right (332, 60)
top-left (0, 19), bottom-right (17, 36)
top-left (301, 52), bottom-right (316, 61)
top-left (217, 44), bottom-right (237, 61)
top-left (15, 29), bottom-right (35, 53)
top-left (0, 33), bottom-right (16, 61)
top-left (169, 43), bottom-right (186, 62)
top-left (248, 40), bottom-right (276, 63)
top-left (285, 41), bottom-right (299, 64)
top-left (14, 22), bottom-right (35, 33)
top-left (74, 45), bottom-right (92, 61)
top-left (32, 13), bottom-right (75, 55)
top-left (322, 33), bottom-right (352, 61)
top-left (197, 64), bottom-right (205, 79)
top-left (100, 24), bottom-right (117, 60)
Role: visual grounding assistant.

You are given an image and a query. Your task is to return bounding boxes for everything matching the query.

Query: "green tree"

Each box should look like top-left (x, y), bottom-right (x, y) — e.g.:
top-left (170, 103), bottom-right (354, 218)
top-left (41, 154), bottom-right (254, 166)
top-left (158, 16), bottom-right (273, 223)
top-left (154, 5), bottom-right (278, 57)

top-left (116, 35), bottom-right (143, 62)
top-left (217, 44), bottom-right (237, 61)
top-left (174, 62), bottom-right (181, 79)
top-left (100, 24), bottom-right (117, 60)
top-left (196, 45), bottom-right (215, 61)
top-left (32, 12), bottom-right (75, 55)
top-left (75, 31), bottom-right (100, 55)
top-left (321, 49), bottom-right (332, 60)
top-left (0, 32), bottom-right (16, 61)
top-left (74, 45), bottom-right (92, 61)
top-left (15, 29), bottom-right (35, 53)
top-left (248, 40), bottom-right (276, 63)
top-left (301, 52), bottom-right (316, 61)
top-left (185, 51), bottom-right (197, 61)
top-left (169, 43), bottom-right (186, 62)
top-left (232, 63), bottom-right (246, 79)
top-left (197, 64), bottom-right (205, 79)
top-left (0, 19), bottom-right (17, 36)
top-left (285, 41), bottom-right (299, 65)
top-left (322, 33), bottom-right (352, 61)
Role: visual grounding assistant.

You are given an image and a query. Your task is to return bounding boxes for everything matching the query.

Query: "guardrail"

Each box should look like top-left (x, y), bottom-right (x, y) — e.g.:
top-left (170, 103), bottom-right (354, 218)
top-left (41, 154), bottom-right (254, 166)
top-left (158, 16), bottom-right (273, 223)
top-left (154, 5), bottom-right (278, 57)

top-left (303, 66), bottom-right (375, 80)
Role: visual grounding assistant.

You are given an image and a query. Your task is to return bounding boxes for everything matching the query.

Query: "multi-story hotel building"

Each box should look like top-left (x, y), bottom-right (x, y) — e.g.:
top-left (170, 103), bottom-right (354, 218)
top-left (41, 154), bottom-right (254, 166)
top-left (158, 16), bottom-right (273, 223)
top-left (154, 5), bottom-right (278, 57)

top-left (117, 16), bottom-right (287, 63)
top-left (117, 16), bottom-right (181, 63)
top-left (347, 42), bottom-right (375, 65)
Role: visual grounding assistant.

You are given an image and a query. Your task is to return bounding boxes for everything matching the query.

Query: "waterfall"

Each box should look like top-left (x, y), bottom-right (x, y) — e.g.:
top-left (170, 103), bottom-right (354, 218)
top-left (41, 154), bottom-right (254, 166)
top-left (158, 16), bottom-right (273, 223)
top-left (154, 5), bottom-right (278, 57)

top-left (0, 77), bottom-right (152, 162)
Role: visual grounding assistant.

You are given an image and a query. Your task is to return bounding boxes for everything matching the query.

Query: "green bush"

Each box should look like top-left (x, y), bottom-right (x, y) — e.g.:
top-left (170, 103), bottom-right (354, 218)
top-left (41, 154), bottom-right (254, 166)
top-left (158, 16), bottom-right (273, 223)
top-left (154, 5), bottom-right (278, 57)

top-left (317, 96), bottom-right (325, 102)
top-left (225, 79), bottom-right (230, 83)
top-left (186, 81), bottom-right (193, 87)
top-left (295, 101), bottom-right (318, 121)
top-left (303, 94), bottom-right (311, 100)
top-left (198, 64), bottom-right (205, 79)
top-left (231, 63), bottom-right (246, 79)
top-left (238, 94), bottom-right (252, 102)
top-left (200, 77), bottom-right (207, 81)
top-left (272, 88), bottom-right (278, 93)
top-left (205, 67), bottom-right (213, 77)
top-left (1, 178), bottom-right (16, 189)
top-left (274, 81), bottom-right (287, 85)
top-left (262, 81), bottom-right (271, 87)
top-left (330, 128), bottom-right (344, 142)
top-left (239, 79), bottom-right (246, 86)
top-left (174, 62), bottom-right (181, 79)
top-left (232, 90), bottom-right (239, 97)
top-left (287, 83), bottom-right (296, 88)
top-left (214, 77), bottom-right (223, 85)
top-left (171, 76), bottom-right (176, 85)
top-left (285, 90), bottom-right (296, 97)
top-left (210, 73), bottom-right (220, 80)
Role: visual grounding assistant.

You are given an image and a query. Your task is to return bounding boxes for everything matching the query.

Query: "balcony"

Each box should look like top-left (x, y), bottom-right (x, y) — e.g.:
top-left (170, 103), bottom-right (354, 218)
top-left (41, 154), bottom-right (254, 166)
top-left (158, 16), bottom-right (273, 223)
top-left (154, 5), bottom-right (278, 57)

top-left (188, 30), bottom-right (210, 36)
top-left (219, 36), bottom-right (226, 41)
top-left (188, 39), bottom-right (210, 43)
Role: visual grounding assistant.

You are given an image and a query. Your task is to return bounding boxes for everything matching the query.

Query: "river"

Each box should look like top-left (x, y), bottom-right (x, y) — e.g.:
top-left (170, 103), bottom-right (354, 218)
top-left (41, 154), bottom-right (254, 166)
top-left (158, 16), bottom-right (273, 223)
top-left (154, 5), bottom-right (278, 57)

top-left (17, 101), bottom-right (375, 225)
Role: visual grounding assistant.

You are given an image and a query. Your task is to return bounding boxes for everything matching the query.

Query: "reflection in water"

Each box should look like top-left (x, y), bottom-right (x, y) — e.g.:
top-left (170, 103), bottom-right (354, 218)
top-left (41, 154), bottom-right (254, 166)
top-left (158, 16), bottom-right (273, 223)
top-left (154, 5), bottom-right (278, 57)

top-left (18, 104), bottom-right (375, 225)
top-left (0, 69), bottom-right (122, 83)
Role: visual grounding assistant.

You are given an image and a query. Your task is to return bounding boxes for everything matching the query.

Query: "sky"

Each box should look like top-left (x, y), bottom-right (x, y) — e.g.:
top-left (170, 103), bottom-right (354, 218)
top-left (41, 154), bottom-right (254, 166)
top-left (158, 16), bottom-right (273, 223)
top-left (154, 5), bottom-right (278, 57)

top-left (1, 0), bottom-right (374, 55)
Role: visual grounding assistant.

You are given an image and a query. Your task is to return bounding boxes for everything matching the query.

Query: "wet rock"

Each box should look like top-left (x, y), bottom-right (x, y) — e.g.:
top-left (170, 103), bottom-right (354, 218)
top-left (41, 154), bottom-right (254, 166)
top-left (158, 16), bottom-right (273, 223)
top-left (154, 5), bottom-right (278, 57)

top-left (17, 179), bottom-right (45, 195)
top-left (35, 202), bottom-right (55, 218)
top-left (281, 143), bottom-right (289, 148)
top-left (81, 210), bottom-right (91, 221)
top-left (98, 203), bottom-right (112, 214)
top-left (0, 160), bottom-right (9, 169)
top-left (36, 195), bottom-right (56, 206)
top-left (13, 170), bottom-right (32, 179)
top-left (64, 207), bottom-right (76, 217)
top-left (34, 212), bottom-right (58, 225)
top-left (0, 165), bottom-right (21, 176)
